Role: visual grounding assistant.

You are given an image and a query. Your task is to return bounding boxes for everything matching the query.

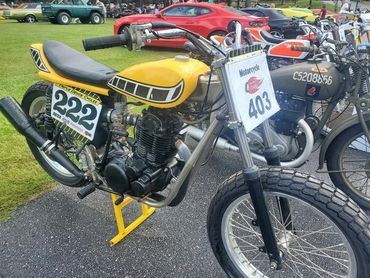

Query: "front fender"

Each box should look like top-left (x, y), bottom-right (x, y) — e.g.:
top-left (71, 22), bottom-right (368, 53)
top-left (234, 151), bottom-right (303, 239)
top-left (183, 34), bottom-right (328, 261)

top-left (318, 111), bottom-right (370, 169)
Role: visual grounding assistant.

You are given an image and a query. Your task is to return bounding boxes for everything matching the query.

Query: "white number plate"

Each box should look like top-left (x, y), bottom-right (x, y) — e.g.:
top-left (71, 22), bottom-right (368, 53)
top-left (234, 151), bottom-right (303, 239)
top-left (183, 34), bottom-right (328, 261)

top-left (225, 51), bottom-right (280, 134)
top-left (51, 84), bottom-right (102, 141)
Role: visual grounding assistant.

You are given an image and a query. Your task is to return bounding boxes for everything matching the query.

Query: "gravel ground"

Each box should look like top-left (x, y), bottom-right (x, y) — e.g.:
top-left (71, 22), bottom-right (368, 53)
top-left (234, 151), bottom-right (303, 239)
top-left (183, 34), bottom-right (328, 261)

top-left (0, 140), bottom-right (332, 278)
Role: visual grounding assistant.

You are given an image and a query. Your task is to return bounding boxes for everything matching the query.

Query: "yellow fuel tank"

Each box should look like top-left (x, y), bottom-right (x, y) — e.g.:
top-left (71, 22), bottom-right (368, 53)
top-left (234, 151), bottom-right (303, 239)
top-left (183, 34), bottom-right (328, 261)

top-left (107, 56), bottom-right (209, 108)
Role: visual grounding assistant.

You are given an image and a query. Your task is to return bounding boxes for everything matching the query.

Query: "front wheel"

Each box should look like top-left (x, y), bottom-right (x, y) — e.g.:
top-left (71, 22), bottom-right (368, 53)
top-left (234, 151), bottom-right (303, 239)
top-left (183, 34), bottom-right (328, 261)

top-left (57, 12), bottom-right (71, 25)
top-left (327, 122), bottom-right (370, 210)
top-left (21, 81), bottom-right (86, 187)
top-left (208, 168), bottom-right (370, 277)
top-left (25, 14), bottom-right (36, 23)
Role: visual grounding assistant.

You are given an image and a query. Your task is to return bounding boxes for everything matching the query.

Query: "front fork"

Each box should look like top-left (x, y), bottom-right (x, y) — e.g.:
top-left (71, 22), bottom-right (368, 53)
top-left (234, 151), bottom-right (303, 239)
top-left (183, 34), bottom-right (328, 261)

top-left (216, 64), bottom-right (289, 269)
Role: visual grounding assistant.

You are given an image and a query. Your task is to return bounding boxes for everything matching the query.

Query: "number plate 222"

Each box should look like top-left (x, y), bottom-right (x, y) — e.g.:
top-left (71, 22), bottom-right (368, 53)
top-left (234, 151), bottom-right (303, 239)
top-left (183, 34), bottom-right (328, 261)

top-left (51, 85), bottom-right (102, 141)
top-left (225, 51), bottom-right (280, 134)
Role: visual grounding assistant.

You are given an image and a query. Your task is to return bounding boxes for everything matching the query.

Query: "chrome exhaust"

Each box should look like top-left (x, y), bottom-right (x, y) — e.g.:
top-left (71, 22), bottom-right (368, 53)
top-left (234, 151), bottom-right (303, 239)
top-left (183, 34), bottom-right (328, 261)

top-left (183, 118), bottom-right (314, 168)
top-left (0, 97), bottom-right (85, 179)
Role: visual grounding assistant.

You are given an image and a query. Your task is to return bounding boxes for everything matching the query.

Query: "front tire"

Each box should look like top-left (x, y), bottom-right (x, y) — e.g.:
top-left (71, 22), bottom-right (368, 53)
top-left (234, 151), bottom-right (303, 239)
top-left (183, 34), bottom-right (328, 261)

top-left (21, 81), bottom-right (86, 187)
top-left (208, 168), bottom-right (370, 277)
top-left (327, 122), bottom-right (370, 210)
top-left (57, 12), bottom-right (71, 25)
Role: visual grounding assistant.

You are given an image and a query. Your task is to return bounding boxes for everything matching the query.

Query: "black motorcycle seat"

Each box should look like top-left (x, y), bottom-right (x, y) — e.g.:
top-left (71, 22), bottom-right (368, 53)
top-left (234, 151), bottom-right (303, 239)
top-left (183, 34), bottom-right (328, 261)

top-left (43, 41), bottom-right (117, 88)
top-left (260, 30), bottom-right (286, 44)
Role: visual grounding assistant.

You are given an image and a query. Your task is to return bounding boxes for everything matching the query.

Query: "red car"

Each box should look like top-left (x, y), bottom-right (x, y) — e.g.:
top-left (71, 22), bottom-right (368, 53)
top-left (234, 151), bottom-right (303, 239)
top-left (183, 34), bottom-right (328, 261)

top-left (113, 2), bottom-right (270, 48)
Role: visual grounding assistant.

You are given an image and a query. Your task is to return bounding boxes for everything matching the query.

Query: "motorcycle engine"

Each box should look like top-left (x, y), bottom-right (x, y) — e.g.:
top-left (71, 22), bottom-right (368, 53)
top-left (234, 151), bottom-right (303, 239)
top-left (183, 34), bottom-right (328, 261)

top-left (103, 107), bottom-right (183, 197)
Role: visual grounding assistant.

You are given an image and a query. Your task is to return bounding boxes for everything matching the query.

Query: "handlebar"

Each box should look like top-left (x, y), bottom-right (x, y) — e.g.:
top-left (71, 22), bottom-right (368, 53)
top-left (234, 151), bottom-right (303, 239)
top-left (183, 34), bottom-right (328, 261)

top-left (83, 28), bottom-right (131, 51)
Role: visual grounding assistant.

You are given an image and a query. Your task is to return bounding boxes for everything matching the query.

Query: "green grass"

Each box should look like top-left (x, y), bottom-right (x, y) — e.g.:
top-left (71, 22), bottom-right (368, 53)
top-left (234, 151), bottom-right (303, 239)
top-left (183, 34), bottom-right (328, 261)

top-left (0, 19), bottom-right (179, 222)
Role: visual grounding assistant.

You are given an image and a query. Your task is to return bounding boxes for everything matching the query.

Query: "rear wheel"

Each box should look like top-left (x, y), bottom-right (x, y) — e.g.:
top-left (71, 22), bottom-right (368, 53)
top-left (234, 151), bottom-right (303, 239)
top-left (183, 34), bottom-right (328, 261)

top-left (90, 12), bottom-right (102, 24)
top-left (327, 122), bottom-right (370, 210)
top-left (21, 81), bottom-right (86, 187)
top-left (270, 29), bottom-right (284, 38)
top-left (208, 168), bottom-right (370, 277)
top-left (57, 12), bottom-right (71, 25)
top-left (25, 14), bottom-right (36, 23)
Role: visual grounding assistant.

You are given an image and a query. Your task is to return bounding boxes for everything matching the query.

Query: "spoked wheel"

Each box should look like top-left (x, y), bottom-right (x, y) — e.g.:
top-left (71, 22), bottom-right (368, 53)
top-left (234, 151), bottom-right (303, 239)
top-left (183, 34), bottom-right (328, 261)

top-left (327, 122), bottom-right (370, 210)
top-left (21, 81), bottom-right (86, 187)
top-left (208, 168), bottom-right (370, 277)
top-left (25, 15), bottom-right (36, 23)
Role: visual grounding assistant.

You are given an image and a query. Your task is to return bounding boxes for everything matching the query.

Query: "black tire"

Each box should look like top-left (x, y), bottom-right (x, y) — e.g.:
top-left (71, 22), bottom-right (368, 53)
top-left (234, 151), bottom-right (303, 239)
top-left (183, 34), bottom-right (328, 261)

top-left (57, 12), bottom-right (71, 25)
top-left (25, 14), bottom-right (36, 23)
top-left (79, 17), bottom-right (90, 24)
top-left (327, 122), bottom-right (370, 210)
top-left (90, 12), bottom-right (102, 24)
top-left (208, 30), bottom-right (227, 40)
top-left (208, 168), bottom-right (370, 277)
top-left (21, 81), bottom-right (86, 187)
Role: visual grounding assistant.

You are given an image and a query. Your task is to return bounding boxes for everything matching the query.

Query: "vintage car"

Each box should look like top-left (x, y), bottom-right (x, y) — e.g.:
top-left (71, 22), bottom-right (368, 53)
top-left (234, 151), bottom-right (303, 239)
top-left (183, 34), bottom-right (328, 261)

top-left (114, 2), bottom-right (270, 48)
top-left (3, 3), bottom-right (46, 23)
top-left (241, 7), bottom-right (305, 38)
top-left (276, 7), bottom-right (317, 22)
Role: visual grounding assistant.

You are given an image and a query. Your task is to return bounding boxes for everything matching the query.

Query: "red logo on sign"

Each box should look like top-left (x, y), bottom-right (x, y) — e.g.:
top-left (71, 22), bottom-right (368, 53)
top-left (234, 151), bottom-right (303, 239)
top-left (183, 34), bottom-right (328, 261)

top-left (307, 86), bottom-right (316, 96)
top-left (246, 76), bottom-right (263, 94)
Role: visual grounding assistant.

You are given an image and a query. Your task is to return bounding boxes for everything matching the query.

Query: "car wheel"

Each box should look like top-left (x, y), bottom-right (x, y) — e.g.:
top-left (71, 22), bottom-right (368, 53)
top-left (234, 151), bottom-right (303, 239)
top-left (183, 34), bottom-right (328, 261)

top-left (90, 12), bottom-right (102, 24)
top-left (270, 29), bottom-right (284, 38)
top-left (57, 12), bottom-right (71, 25)
top-left (25, 15), bottom-right (36, 23)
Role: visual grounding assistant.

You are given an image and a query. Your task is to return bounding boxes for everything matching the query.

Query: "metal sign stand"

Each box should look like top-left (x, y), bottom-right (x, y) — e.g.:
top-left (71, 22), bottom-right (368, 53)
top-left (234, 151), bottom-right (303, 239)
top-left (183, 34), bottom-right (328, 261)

top-left (110, 194), bottom-right (156, 246)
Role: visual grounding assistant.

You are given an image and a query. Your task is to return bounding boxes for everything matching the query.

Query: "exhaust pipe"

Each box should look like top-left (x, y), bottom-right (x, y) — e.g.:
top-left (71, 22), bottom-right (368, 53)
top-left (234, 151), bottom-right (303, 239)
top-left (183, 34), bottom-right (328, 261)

top-left (0, 97), bottom-right (85, 178)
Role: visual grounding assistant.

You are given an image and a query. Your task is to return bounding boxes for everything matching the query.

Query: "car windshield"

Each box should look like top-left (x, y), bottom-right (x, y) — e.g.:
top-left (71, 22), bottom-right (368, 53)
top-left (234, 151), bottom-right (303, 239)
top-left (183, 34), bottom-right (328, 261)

top-left (21, 3), bottom-right (38, 9)
top-left (223, 6), bottom-right (247, 16)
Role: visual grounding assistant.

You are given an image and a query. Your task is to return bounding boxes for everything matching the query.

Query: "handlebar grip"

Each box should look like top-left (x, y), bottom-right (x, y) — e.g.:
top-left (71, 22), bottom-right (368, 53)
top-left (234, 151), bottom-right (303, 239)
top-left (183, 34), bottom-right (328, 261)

top-left (83, 33), bottom-right (129, 51)
top-left (291, 45), bottom-right (316, 53)
top-left (151, 21), bottom-right (176, 29)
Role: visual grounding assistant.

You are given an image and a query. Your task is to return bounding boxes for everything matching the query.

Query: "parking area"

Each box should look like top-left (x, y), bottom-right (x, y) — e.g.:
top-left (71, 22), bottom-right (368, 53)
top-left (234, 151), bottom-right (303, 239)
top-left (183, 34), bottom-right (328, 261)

top-left (0, 138), bottom-right (332, 278)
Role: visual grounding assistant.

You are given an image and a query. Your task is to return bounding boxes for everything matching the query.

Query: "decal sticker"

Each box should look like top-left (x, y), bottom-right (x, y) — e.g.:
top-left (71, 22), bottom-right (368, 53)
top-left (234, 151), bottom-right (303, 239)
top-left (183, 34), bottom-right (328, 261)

top-left (108, 76), bottom-right (184, 104)
top-left (305, 84), bottom-right (321, 97)
top-left (51, 84), bottom-right (102, 142)
top-left (245, 76), bottom-right (263, 94)
top-left (293, 71), bottom-right (333, 85)
top-left (312, 67), bottom-right (328, 73)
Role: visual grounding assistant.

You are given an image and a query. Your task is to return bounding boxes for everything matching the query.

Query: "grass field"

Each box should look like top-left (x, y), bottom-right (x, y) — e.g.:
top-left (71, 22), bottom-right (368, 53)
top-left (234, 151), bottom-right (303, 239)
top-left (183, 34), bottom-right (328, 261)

top-left (0, 19), bottom-right (179, 222)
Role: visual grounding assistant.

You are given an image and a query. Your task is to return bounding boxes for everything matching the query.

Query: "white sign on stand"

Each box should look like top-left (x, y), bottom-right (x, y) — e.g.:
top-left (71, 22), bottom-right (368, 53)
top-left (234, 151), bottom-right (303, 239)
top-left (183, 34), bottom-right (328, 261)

top-left (224, 50), bottom-right (280, 134)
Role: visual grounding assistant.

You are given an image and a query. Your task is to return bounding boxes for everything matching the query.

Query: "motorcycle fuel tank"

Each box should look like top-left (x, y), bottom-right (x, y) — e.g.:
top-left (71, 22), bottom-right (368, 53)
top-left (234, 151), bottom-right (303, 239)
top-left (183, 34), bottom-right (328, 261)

top-left (107, 56), bottom-right (209, 108)
top-left (270, 61), bottom-right (344, 100)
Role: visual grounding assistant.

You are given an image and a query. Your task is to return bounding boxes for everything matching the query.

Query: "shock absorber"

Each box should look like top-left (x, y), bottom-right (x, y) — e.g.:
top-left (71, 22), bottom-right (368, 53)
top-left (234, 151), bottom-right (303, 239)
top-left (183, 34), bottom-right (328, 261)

top-left (44, 86), bottom-right (55, 139)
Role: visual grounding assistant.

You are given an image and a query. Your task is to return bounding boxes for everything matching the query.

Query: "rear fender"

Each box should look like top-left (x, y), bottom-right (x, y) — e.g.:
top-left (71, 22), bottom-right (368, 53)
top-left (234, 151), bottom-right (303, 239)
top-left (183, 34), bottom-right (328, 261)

top-left (318, 112), bottom-right (370, 169)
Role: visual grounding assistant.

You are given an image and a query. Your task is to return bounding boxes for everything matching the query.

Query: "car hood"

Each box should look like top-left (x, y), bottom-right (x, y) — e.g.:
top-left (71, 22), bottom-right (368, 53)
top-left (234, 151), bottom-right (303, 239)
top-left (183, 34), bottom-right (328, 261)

top-left (116, 14), bottom-right (158, 23)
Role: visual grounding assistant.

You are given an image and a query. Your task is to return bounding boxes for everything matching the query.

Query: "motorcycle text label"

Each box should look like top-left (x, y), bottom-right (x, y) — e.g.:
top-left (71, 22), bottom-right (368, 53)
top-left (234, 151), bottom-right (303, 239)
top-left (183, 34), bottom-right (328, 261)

top-left (293, 71), bottom-right (333, 85)
top-left (225, 51), bottom-right (280, 134)
top-left (51, 84), bottom-right (102, 141)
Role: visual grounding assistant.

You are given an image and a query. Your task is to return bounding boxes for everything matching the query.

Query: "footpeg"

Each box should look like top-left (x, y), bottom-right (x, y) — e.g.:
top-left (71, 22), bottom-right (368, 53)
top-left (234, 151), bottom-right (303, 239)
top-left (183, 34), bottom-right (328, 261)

top-left (77, 183), bottom-right (96, 199)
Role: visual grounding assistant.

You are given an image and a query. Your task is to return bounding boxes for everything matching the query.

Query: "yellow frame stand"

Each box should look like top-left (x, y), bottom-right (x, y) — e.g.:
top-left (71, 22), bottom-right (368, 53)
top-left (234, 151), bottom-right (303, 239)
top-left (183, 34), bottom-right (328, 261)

top-left (110, 194), bottom-right (156, 246)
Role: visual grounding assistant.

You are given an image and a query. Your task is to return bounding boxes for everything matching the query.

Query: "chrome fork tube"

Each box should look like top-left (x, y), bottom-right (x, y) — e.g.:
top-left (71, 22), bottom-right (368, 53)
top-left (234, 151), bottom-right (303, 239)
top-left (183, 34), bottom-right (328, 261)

top-left (215, 63), bottom-right (282, 268)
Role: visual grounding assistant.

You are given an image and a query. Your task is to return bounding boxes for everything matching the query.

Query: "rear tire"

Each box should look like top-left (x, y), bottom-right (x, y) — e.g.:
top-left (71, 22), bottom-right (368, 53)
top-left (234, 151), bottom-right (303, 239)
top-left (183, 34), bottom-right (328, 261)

top-left (21, 81), bottom-right (86, 187)
top-left (208, 168), bottom-right (370, 277)
top-left (90, 12), bottom-right (102, 24)
top-left (327, 122), bottom-right (370, 210)
top-left (57, 12), bottom-right (71, 25)
top-left (25, 14), bottom-right (36, 23)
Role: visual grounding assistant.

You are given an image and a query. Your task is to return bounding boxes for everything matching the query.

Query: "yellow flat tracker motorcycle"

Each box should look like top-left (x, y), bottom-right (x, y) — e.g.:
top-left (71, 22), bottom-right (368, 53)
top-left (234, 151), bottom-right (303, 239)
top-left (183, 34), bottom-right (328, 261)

top-left (1, 22), bottom-right (370, 277)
